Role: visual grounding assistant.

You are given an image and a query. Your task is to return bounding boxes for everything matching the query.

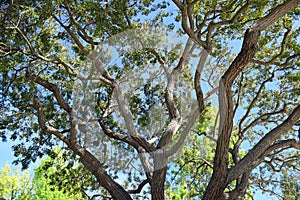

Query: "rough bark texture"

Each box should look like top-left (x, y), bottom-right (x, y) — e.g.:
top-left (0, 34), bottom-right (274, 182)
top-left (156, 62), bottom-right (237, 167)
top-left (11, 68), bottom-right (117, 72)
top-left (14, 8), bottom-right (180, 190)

top-left (151, 167), bottom-right (167, 200)
top-left (151, 151), bottom-right (168, 200)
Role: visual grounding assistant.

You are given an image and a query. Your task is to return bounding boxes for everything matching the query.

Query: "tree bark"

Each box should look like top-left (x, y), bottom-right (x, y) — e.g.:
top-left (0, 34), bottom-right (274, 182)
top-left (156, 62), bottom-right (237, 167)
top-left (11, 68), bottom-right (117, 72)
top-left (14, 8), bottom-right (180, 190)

top-left (151, 151), bottom-right (168, 200)
top-left (151, 167), bottom-right (167, 200)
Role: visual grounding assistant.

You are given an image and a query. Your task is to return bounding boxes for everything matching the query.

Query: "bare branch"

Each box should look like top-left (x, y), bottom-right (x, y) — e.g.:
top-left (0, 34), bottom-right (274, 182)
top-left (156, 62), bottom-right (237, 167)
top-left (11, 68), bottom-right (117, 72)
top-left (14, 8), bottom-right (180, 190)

top-left (63, 0), bottom-right (95, 46)
top-left (187, 1), bottom-right (194, 31)
top-left (233, 73), bottom-right (244, 117)
top-left (52, 14), bottom-right (89, 55)
top-left (172, 1), bottom-right (208, 48)
top-left (171, 0), bottom-right (184, 10)
top-left (228, 170), bottom-right (251, 200)
top-left (240, 104), bottom-right (287, 135)
top-left (138, 147), bottom-right (153, 180)
top-left (166, 87), bottom-right (218, 157)
top-left (113, 83), bottom-right (156, 153)
top-left (254, 53), bottom-right (300, 68)
top-left (194, 48), bottom-right (209, 112)
top-left (99, 120), bottom-right (139, 149)
top-left (157, 38), bottom-right (194, 149)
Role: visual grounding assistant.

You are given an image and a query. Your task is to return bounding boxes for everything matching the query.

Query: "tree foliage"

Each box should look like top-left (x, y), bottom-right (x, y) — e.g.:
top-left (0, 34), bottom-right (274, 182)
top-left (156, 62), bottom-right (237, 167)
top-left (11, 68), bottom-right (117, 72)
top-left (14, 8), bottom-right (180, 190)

top-left (0, 0), bottom-right (300, 199)
top-left (33, 147), bottom-right (92, 200)
top-left (0, 164), bottom-right (32, 200)
top-left (0, 153), bottom-right (95, 200)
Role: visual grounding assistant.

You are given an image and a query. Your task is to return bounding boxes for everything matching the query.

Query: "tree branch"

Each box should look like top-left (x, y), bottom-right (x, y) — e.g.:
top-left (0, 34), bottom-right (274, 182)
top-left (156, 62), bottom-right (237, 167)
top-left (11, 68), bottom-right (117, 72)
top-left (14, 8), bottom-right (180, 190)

top-left (32, 96), bottom-right (70, 145)
top-left (240, 103), bottom-right (287, 136)
top-left (252, 0), bottom-right (300, 31)
top-left (194, 48), bottom-right (209, 112)
top-left (157, 38), bottom-right (194, 149)
top-left (52, 14), bottom-right (89, 55)
top-left (238, 73), bottom-right (275, 134)
top-left (98, 120), bottom-right (139, 149)
top-left (127, 179), bottom-right (150, 194)
top-left (27, 72), bottom-right (72, 113)
top-left (113, 83), bottom-right (156, 153)
top-left (166, 87), bottom-right (218, 157)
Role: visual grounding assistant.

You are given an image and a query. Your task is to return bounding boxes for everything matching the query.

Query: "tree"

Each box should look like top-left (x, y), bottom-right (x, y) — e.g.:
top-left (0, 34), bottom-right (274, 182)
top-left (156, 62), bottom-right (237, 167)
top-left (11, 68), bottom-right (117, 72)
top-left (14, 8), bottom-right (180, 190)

top-left (32, 147), bottom-right (90, 200)
top-left (280, 172), bottom-right (300, 200)
top-left (1, 0), bottom-right (300, 200)
top-left (0, 152), bottom-right (94, 200)
top-left (0, 164), bottom-right (32, 200)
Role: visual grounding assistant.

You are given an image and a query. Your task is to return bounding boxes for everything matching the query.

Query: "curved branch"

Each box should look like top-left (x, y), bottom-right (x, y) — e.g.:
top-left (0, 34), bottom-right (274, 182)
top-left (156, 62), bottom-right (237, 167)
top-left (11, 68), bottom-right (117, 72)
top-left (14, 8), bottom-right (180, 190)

top-left (157, 38), bottom-right (194, 149)
top-left (98, 120), bottom-right (139, 149)
top-left (113, 83), bottom-right (156, 153)
top-left (127, 179), bottom-right (150, 194)
top-left (253, 0), bottom-right (300, 31)
top-left (166, 87), bottom-right (218, 157)
top-left (27, 73), bottom-right (72, 113)
top-left (32, 96), bottom-right (70, 146)
top-left (172, 1), bottom-right (208, 48)
top-left (240, 104), bottom-right (287, 135)
top-left (52, 14), bottom-right (89, 55)
top-left (194, 48), bottom-right (209, 112)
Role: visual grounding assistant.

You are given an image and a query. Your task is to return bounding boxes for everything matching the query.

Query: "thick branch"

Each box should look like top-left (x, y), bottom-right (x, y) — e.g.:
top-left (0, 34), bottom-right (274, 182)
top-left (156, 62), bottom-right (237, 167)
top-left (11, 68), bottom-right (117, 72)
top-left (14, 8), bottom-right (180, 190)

top-left (157, 39), bottom-right (194, 149)
top-left (172, 1), bottom-right (208, 48)
top-left (33, 96), bottom-right (70, 145)
top-left (166, 88), bottom-right (218, 157)
top-left (194, 48), bottom-right (209, 112)
top-left (28, 74), bottom-right (72, 113)
top-left (99, 120), bottom-right (139, 148)
top-left (100, 117), bottom-right (153, 180)
top-left (127, 179), bottom-right (150, 194)
top-left (113, 83), bottom-right (156, 153)
top-left (253, 0), bottom-right (300, 31)
top-left (75, 149), bottom-right (133, 200)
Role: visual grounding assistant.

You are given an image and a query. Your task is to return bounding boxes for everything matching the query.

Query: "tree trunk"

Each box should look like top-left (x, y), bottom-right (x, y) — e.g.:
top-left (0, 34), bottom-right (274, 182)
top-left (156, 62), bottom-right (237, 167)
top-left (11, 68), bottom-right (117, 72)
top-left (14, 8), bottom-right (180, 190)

top-left (151, 152), bottom-right (168, 200)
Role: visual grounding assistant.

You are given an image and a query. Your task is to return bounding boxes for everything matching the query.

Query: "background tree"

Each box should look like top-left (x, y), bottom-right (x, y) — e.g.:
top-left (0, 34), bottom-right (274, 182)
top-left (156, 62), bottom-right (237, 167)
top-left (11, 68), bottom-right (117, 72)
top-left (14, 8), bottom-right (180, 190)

top-left (280, 172), bottom-right (300, 199)
top-left (0, 164), bottom-right (32, 200)
top-left (0, 0), bottom-right (300, 200)
top-left (33, 147), bottom-right (92, 200)
top-left (0, 151), bottom-right (96, 200)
